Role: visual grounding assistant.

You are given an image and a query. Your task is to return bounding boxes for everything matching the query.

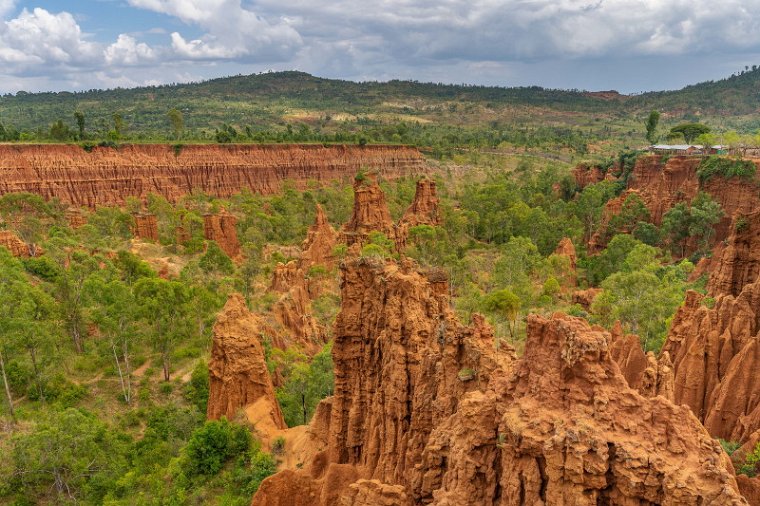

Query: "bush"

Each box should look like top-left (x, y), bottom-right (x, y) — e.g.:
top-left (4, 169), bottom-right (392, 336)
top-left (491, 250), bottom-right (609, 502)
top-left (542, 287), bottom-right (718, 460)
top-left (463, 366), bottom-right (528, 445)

top-left (697, 156), bottom-right (756, 182)
top-left (199, 241), bottom-right (235, 274)
top-left (184, 361), bottom-right (210, 413)
top-left (182, 418), bottom-right (250, 477)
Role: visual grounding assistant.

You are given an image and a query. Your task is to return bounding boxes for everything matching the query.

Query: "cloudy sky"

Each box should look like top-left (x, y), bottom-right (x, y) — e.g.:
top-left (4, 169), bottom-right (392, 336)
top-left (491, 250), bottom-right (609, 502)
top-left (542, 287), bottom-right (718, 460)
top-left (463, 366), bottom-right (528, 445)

top-left (0, 0), bottom-right (759, 94)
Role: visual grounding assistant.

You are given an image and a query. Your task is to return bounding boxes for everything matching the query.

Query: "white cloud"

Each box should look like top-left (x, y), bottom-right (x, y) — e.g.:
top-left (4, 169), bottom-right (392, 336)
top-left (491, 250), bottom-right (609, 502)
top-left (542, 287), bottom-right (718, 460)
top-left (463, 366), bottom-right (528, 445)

top-left (105, 34), bottom-right (156, 65)
top-left (0, 8), bottom-right (98, 66)
top-left (3, 0), bottom-right (760, 92)
top-left (128, 0), bottom-right (302, 61)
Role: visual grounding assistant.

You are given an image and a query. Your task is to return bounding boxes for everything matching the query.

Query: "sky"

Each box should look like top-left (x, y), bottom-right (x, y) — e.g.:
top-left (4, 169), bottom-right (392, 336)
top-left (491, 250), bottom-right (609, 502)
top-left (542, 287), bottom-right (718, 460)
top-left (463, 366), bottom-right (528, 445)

top-left (0, 0), bottom-right (759, 94)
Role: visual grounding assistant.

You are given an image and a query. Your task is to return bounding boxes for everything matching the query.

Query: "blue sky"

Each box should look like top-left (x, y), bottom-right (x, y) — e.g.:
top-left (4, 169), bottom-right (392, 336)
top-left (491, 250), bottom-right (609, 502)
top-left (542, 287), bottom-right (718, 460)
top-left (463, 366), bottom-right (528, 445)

top-left (0, 0), bottom-right (759, 94)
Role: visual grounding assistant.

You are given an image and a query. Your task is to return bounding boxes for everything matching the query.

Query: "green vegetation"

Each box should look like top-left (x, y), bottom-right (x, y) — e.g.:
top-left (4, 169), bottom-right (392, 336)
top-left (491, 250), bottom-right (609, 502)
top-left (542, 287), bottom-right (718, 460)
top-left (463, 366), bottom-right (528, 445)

top-left (0, 140), bottom-right (733, 502)
top-left (697, 156), bottom-right (757, 182)
top-left (668, 122), bottom-right (710, 143)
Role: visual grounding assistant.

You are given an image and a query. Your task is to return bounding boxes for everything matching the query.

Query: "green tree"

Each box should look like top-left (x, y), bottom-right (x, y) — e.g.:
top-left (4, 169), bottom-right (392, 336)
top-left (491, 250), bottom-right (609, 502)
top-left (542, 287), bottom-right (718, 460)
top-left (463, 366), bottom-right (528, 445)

top-left (134, 278), bottom-right (190, 381)
top-left (592, 246), bottom-right (692, 352)
top-left (181, 418), bottom-right (250, 477)
top-left (9, 408), bottom-right (127, 502)
top-left (112, 112), bottom-right (124, 139)
top-left (49, 120), bottom-right (72, 141)
top-left (483, 288), bottom-right (521, 341)
top-left (645, 110), bottom-right (660, 144)
top-left (86, 279), bottom-right (139, 404)
top-left (275, 343), bottom-right (334, 426)
top-left (167, 108), bottom-right (184, 140)
top-left (74, 111), bottom-right (85, 140)
top-left (669, 123), bottom-right (710, 143)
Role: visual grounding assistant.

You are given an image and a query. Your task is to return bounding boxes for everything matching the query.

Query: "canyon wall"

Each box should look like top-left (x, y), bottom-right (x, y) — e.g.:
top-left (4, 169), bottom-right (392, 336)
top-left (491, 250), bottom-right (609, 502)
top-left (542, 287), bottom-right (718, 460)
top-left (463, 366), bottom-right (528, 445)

top-left (585, 155), bottom-right (760, 253)
top-left (662, 212), bottom-right (760, 444)
top-left (250, 257), bottom-right (746, 505)
top-left (0, 144), bottom-right (427, 207)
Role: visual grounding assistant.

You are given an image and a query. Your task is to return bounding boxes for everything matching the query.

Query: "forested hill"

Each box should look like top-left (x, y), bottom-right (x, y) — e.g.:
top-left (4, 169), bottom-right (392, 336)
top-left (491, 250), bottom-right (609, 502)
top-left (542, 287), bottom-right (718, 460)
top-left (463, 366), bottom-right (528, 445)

top-left (0, 68), bottom-right (758, 150)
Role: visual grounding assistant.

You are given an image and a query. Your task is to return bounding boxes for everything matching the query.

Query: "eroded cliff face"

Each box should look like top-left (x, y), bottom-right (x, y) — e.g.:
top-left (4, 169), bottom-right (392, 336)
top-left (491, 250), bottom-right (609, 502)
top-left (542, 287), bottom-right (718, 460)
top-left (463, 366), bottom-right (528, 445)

top-left (207, 294), bottom-right (286, 429)
top-left (0, 230), bottom-right (34, 257)
top-left (204, 212), bottom-right (241, 259)
top-left (396, 179), bottom-right (441, 250)
top-left (0, 144), bottom-right (427, 207)
top-left (588, 155), bottom-right (760, 252)
top-left (572, 163), bottom-right (606, 189)
top-left (132, 214), bottom-right (159, 242)
top-left (340, 173), bottom-right (396, 247)
top-left (252, 258), bottom-right (746, 505)
top-left (300, 204), bottom-right (338, 269)
top-left (707, 210), bottom-right (760, 297)
top-left (662, 213), bottom-right (760, 443)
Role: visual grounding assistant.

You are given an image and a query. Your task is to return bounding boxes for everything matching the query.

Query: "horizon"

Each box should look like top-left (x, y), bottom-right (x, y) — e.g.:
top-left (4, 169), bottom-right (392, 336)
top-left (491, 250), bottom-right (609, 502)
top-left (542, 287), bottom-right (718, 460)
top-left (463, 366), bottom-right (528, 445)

top-left (0, 66), bottom-right (754, 98)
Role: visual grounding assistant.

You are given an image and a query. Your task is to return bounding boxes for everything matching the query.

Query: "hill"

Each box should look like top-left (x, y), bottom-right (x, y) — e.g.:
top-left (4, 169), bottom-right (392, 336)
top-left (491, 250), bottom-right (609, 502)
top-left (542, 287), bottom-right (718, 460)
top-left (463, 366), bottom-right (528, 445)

top-left (0, 68), bottom-right (759, 155)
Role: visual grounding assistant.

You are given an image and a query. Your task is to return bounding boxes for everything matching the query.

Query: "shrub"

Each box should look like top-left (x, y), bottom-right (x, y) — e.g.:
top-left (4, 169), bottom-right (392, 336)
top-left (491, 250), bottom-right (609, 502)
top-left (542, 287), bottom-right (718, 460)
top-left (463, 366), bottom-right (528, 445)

top-left (697, 156), bottom-right (756, 183)
top-left (182, 419), bottom-right (250, 477)
top-left (184, 361), bottom-right (210, 413)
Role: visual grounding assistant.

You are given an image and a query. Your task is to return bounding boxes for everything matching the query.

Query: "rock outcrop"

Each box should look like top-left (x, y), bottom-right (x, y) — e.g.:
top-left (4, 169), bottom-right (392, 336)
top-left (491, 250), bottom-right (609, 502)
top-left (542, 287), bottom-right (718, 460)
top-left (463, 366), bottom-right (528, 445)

top-left (707, 210), bottom-right (760, 297)
top-left (572, 163), bottom-right (606, 189)
top-left (207, 294), bottom-right (286, 429)
top-left (0, 230), bottom-right (33, 257)
top-left (132, 213), bottom-right (159, 242)
top-left (65, 208), bottom-right (86, 228)
top-left (552, 237), bottom-right (577, 271)
top-left (662, 211), bottom-right (760, 444)
top-left (571, 287), bottom-right (602, 310)
top-left (204, 212), bottom-right (241, 259)
top-left (0, 144), bottom-right (427, 207)
top-left (300, 204), bottom-right (338, 268)
top-left (340, 173), bottom-right (396, 247)
top-left (590, 155), bottom-right (760, 252)
top-left (396, 179), bottom-right (441, 250)
top-left (252, 258), bottom-right (746, 505)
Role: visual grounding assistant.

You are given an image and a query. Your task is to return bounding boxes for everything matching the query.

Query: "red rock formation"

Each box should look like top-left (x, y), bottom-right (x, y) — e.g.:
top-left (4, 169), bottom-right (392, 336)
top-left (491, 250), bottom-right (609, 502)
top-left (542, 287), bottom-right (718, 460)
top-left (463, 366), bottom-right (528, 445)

top-left (608, 321), bottom-right (647, 389)
top-left (571, 287), bottom-right (602, 310)
top-left (340, 172), bottom-right (396, 247)
top-left (591, 155), bottom-right (760, 252)
top-left (396, 179), bottom-right (441, 250)
top-left (662, 285), bottom-right (760, 442)
top-left (271, 280), bottom-right (326, 352)
top-left (65, 208), bottom-right (86, 228)
top-left (572, 163), bottom-right (606, 189)
top-left (0, 144), bottom-right (427, 207)
top-left (708, 210), bottom-right (760, 297)
top-left (300, 204), bottom-right (338, 268)
top-left (0, 230), bottom-right (32, 257)
top-left (553, 237), bottom-right (577, 270)
top-left (132, 214), bottom-right (159, 242)
top-left (207, 293), bottom-right (286, 429)
top-left (175, 226), bottom-right (190, 245)
top-left (204, 212), bottom-right (241, 259)
top-left (252, 259), bottom-right (746, 505)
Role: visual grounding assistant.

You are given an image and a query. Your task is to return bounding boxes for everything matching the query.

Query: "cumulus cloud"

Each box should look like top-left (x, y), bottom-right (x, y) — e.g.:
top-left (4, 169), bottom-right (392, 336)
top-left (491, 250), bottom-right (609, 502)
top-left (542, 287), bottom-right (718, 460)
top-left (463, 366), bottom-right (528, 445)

top-left (105, 34), bottom-right (156, 65)
top-left (128, 0), bottom-right (302, 61)
top-left (0, 8), bottom-right (98, 66)
top-left (2, 0), bottom-right (760, 92)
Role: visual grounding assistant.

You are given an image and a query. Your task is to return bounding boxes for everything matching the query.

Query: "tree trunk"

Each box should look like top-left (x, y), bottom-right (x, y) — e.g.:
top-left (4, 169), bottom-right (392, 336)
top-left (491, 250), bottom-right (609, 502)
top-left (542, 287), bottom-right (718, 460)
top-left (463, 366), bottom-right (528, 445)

top-left (70, 320), bottom-right (83, 354)
top-left (28, 345), bottom-right (45, 403)
top-left (122, 337), bottom-right (131, 404)
top-left (112, 340), bottom-right (127, 403)
top-left (0, 348), bottom-right (16, 424)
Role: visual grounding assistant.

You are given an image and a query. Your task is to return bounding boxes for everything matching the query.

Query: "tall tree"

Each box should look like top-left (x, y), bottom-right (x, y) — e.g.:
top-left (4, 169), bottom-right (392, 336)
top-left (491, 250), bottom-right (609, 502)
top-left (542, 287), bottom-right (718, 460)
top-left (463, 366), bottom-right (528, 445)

top-left (74, 111), bottom-right (85, 140)
top-left (167, 108), bottom-right (184, 140)
top-left (645, 110), bottom-right (660, 144)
